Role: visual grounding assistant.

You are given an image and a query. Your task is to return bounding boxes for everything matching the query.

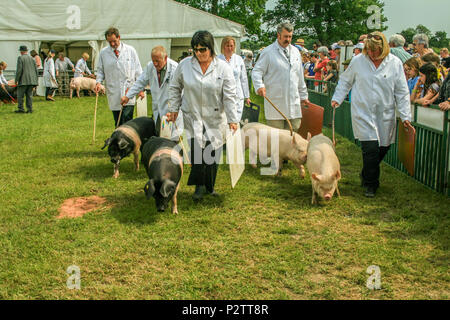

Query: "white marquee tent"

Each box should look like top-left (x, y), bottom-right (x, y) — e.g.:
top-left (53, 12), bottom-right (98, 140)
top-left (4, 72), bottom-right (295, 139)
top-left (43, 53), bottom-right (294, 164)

top-left (0, 0), bottom-right (245, 73)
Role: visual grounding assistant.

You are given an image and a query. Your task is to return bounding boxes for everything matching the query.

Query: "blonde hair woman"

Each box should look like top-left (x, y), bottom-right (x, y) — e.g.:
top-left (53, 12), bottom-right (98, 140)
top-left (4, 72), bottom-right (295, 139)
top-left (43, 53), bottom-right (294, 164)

top-left (74, 52), bottom-right (92, 78)
top-left (331, 31), bottom-right (413, 198)
top-left (218, 36), bottom-right (250, 120)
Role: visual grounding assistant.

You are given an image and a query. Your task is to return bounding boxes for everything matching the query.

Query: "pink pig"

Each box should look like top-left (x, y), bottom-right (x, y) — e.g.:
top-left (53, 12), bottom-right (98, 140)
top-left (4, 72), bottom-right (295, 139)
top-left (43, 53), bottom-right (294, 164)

top-left (70, 77), bottom-right (105, 98)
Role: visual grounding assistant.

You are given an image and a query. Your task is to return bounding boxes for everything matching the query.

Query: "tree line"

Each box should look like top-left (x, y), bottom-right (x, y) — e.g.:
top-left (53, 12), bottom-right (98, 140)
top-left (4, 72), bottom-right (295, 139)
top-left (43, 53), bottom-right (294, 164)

top-left (176, 0), bottom-right (449, 52)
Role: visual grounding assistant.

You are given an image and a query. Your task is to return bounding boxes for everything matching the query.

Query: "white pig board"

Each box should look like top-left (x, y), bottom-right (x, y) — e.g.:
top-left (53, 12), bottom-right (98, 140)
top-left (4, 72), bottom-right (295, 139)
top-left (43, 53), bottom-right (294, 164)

top-left (159, 115), bottom-right (173, 139)
top-left (136, 93), bottom-right (147, 117)
top-left (226, 128), bottom-right (245, 189)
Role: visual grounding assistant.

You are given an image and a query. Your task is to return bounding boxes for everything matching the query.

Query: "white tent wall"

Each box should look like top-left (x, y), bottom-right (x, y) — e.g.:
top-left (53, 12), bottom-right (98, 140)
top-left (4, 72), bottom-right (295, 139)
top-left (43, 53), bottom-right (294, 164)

top-left (0, 41), bottom-right (38, 78)
top-left (1, 0), bottom-right (244, 70)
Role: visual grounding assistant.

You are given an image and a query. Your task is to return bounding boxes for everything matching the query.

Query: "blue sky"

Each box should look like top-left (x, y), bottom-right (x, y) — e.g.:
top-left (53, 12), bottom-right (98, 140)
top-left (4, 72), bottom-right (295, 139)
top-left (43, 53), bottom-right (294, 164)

top-left (265, 0), bottom-right (450, 37)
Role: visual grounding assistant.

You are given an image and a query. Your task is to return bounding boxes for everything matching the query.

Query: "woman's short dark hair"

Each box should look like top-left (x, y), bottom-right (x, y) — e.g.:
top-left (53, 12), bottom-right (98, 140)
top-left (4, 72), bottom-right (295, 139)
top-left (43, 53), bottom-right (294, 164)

top-left (419, 62), bottom-right (439, 92)
top-left (30, 50), bottom-right (37, 57)
top-left (191, 30), bottom-right (215, 57)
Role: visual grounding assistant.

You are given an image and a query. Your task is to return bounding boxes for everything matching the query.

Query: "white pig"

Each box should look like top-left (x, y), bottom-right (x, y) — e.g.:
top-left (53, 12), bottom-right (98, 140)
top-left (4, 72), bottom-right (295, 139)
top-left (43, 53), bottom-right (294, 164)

top-left (242, 122), bottom-right (309, 177)
top-left (69, 77), bottom-right (105, 98)
top-left (306, 134), bottom-right (341, 204)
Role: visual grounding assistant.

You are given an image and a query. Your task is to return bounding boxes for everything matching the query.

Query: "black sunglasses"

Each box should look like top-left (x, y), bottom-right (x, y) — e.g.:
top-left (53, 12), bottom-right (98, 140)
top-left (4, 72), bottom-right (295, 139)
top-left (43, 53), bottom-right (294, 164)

top-left (367, 34), bottom-right (382, 41)
top-left (193, 47), bottom-right (208, 53)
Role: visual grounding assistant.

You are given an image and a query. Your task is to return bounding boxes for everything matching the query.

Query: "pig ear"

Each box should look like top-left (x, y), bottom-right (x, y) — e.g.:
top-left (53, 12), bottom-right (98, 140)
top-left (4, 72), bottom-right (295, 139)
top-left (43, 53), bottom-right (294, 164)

top-left (144, 180), bottom-right (155, 199)
top-left (311, 173), bottom-right (321, 182)
top-left (307, 132), bottom-right (312, 141)
top-left (101, 138), bottom-right (111, 150)
top-left (160, 180), bottom-right (176, 198)
top-left (335, 170), bottom-right (341, 180)
top-left (118, 138), bottom-right (129, 149)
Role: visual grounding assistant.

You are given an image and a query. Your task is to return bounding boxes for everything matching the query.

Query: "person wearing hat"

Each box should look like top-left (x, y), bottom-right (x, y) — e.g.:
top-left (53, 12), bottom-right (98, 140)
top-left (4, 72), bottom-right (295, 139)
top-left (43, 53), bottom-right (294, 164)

top-left (353, 42), bottom-right (364, 56)
top-left (14, 45), bottom-right (38, 113)
top-left (43, 49), bottom-right (58, 101)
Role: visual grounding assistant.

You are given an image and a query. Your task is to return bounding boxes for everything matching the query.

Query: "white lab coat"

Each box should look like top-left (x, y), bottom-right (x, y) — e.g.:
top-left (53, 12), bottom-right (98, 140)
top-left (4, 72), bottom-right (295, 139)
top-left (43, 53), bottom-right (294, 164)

top-left (96, 42), bottom-right (143, 111)
top-left (168, 56), bottom-right (239, 150)
top-left (43, 57), bottom-right (57, 88)
top-left (252, 41), bottom-right (308, 120)
top-left (218, 53), bottom-right (250, 119)
top-left (74, 58), bottom-right (91, 78)
top-left (332, 53), bottom-right (411, 146)
top-left (127, 58), bottom-right (183, 139)
top-left (0, 73), bottom-right (7, 85)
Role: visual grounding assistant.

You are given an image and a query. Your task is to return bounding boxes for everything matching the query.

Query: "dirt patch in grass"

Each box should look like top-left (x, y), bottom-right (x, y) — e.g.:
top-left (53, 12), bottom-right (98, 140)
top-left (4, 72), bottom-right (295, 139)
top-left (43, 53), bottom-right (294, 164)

top-left (57, 196), bottom-right (108, 219)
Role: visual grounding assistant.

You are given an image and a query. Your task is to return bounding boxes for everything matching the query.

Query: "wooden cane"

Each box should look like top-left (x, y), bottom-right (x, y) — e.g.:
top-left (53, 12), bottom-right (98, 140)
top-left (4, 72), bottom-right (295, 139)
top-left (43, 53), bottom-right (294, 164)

top-left (116, 107), bottom-right (123, 128)
top-left (264, 96), bottom-right (295, 142)
top-left (167, 101), bottom-right (190, 166)
top-left (92, 93), bottom-right (99, 144)
top-left (332, 104), bottom-right (337, 146)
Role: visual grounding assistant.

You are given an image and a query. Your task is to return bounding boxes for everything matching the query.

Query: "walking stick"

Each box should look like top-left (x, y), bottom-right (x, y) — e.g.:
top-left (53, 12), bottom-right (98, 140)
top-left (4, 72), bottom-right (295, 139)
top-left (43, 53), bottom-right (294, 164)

top-left (264, 96), bottom-right (295, 142)
top-left (116, 107), bottom-right (123, 128)
top-left (2, 86), bottom-right (16, 103)
top-left (167, 101), bottom-right (190, 166)
top-left (92, 92), bottom-right (99, 144)
top-left (332, 104), bottom-right (337, 146)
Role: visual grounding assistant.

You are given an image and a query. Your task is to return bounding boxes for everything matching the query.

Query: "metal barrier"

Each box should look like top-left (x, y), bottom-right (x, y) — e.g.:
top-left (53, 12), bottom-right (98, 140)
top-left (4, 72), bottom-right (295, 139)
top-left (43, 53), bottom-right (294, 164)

top-left (306, 79), bottom-right (450, 196)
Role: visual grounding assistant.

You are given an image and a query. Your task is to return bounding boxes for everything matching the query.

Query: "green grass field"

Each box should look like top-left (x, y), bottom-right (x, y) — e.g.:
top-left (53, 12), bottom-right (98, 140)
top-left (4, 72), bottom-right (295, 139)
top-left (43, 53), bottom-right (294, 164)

top-left (0, 93), bottom-right (448, 300)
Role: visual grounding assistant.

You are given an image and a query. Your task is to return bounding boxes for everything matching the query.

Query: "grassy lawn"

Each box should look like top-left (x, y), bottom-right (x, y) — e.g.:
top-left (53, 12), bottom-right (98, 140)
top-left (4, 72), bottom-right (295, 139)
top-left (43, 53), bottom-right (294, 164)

top-left (0, 92), bottom-right (448, 300)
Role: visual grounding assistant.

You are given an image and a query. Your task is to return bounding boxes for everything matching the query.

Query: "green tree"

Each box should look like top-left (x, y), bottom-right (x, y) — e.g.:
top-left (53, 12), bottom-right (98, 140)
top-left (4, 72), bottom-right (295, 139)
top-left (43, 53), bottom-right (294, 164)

top-left (400, 27), bottom-right (415, 44)
top-left (176, 0), bottom-right (267, 37)
top-left (264, 0), bottom-right (387, 47)
top-left (430, 31), bottom-right (449, 49)
top-left (414, 24), bottom-right (432, 38)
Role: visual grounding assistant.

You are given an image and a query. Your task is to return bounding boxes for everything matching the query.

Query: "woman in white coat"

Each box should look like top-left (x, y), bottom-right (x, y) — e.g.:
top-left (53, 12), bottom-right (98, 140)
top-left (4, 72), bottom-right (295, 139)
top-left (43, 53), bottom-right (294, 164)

top-left (218, 36), bottom-right (251, 120)
top-left (331, 31), bottom-right (414, 197)
top-left (167, 30), bottom-right (239, 201)
top-left (43, 49), bottom-right (57, 101)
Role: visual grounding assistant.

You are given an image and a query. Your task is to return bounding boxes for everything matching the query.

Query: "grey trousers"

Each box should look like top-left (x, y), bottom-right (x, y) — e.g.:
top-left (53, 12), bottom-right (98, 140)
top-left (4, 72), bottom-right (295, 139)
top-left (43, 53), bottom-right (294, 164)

top-left (17, 85), bottom-right (34, 111)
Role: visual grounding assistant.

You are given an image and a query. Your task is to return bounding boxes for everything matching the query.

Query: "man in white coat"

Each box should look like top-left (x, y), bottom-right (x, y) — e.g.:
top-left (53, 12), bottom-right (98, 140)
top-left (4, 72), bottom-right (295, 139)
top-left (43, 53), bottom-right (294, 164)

top-left (95, 27), bottom-right (143, 127)
top-left (331, 32), bottom-right (413, 198)
top-left (121, 46), bottom-right (183, 140)
top-left (252, 22), bottom-right (310, 131)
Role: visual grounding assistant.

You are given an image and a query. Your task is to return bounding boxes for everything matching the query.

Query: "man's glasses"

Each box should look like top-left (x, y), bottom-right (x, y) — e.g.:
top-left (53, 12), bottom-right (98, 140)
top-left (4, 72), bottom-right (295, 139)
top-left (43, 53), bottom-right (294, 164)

top-left (193, 47), bottom-right (208, 53)
top-left (367, 34), bottom-right (382, 41)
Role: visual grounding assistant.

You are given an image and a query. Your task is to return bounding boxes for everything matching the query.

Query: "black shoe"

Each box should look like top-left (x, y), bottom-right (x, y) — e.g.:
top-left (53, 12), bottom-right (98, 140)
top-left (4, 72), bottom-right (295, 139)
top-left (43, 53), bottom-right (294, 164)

top-left (364, 186), bottom-right (376, 198)
top-left (208, 190), bottom-right (220, 197)
top-left (26, 110), bottom-right (33, 113)
top-left (14, 109), bottom-right (25, 113)
top-left (193, 185), bottom-right (206, 201)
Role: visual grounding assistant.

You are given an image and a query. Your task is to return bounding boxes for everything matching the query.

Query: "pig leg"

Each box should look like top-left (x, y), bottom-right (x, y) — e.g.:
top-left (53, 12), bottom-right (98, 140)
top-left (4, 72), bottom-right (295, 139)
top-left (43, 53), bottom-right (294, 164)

top-left (113, 163), bottom-right (120, 179)
top-left (172, 184), bottom-right (180, 214)
top-left (76, 88), bottom-right (80, 98)
top-left (133, 151), bottom-right (139, 171)
top-left (311, 187), bottom-right (318, 205)
top-left (336, 184), bottom-right (341, 198)
top-left (249, 149), bottom-right (257, 168)
top-left (69, 87), bottom-right (73, 99)
top-left (276, 156), bottom-right (283, 176)
top-left (300, 165), bottom-right (306, 179)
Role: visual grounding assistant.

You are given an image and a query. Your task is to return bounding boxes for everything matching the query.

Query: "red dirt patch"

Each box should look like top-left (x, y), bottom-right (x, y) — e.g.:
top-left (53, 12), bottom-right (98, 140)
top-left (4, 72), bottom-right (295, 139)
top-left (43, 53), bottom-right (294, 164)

top-left (57, 196), bottom-right (108, 219)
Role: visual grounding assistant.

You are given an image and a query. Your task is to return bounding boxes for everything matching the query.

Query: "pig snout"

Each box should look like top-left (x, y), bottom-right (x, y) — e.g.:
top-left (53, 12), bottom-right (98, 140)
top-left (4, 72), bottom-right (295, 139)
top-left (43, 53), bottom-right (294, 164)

top-left (324, 193), bottom-right (332, 201)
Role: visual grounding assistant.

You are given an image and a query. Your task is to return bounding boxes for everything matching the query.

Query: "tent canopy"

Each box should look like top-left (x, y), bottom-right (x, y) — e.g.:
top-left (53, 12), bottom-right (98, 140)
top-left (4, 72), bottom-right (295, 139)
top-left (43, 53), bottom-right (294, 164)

top-left (0, 0), bottom-right (244, 71)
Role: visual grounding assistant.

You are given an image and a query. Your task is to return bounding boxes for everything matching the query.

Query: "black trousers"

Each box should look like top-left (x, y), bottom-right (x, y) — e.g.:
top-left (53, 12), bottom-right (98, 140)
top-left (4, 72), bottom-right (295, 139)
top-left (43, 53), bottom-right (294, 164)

top-left (360, 141), bottom-right (391, 189)
top-left (187, 139), bottom-right (222, 193)
top-left (17, 85), bottom-right (34, 111)
top-left (45, 87), bottom-right (55, 98)
top-left (112, 105), bottom-right (134, 127)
